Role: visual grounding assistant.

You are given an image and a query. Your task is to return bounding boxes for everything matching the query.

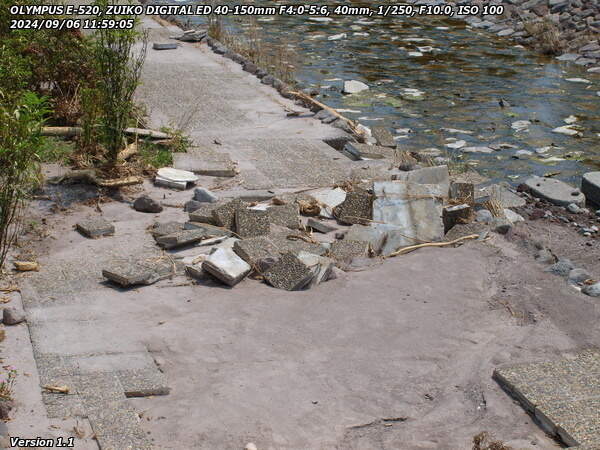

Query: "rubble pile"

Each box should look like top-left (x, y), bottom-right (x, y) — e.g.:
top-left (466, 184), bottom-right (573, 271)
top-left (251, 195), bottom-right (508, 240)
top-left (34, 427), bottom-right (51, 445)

top-left (97, 164), bottom-right (531, 291)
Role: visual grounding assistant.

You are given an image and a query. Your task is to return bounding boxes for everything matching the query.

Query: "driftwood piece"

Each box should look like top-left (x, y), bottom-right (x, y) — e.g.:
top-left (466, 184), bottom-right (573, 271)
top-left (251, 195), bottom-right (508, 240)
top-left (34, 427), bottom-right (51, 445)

top-left (386, 234), bottom-right (480, 258)
top-left (41, 127), bottom-right (82, 137)
top-left (42, 126), bottom-right (169, 140)
top-left (48, 169), bottom-right (142, 187)
top-left (124, 127), bottom-right (170, 139)
top-left (289, 91), bottom-right (367, 141)
top-left (117, 142), bottom-right (138, 161)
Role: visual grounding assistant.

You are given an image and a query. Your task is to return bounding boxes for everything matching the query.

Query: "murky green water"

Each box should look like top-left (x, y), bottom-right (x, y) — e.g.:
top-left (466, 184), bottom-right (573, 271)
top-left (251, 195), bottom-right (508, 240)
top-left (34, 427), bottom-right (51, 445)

top-left (177, 1), bottom-right (600, 185)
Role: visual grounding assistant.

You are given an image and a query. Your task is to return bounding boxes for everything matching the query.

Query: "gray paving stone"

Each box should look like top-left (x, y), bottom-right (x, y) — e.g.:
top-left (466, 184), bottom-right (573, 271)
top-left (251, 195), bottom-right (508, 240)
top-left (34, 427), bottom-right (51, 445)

top-left (202, 248), bottom-right (251, 286)
top-left (296, 251), bottom-right (335, 288)
top-left (582, 172), bottom-right (600, 206)
top-left (306, 218), bottom-right (338, 234)
top-left (494, 349), bottom-right (600, 448)
top-left (391, 165), bottom-right (450, 198)
top-left (74, 372), bottom-right (152, 450)
top-left (263, 253), bottom-right (313, 291)
top-left (212, 198), bottom-right (246, 230)
top-left (477, 183), bottom-right (526, 208)
top-left (117, 368), bottom-right (170, 398)
top-left (155, 229), bottom-right (208, 249)
top-left (269, 230), bottom-right (328, 256)
top-left (184, 222), bottom-right (233, 237)
top-left (149, 221), bottom-right (185, 237)
top-left (342, 143), bottom-right (397, 161)
top-left (267, 204), bottom-right (300, 229)
top-left (188, 202), bottom-right (220, 224)
top-left (525, 176), bottom-right (585, 207)
top-left (235, 208), bottom-right (270, 238)
top-left (329, 240), bottom-right (369, 266)
top-left (173, 152), bottom-right (237, 177)
top-left (102, 259), bottom-right (174, 287)
top-left (333, 190), bottom-right (374, 225)
top-left (76, 218), bottom-right (115, 238)
top-left (233, 236), bottom-right (280, 269)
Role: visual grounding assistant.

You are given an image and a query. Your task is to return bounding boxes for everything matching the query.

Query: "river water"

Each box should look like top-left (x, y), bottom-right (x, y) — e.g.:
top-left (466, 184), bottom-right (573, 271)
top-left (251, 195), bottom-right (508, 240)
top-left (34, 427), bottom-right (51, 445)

top-left (175, 2), bottom-right (600, 185)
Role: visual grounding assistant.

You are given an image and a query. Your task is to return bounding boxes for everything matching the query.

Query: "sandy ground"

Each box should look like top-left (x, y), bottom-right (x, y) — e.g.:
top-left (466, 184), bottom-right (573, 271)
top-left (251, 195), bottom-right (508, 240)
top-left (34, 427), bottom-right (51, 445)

top-left (1, 15), bottom-right (599, 450)
top-left (2, 179), bottom-right (598, 449)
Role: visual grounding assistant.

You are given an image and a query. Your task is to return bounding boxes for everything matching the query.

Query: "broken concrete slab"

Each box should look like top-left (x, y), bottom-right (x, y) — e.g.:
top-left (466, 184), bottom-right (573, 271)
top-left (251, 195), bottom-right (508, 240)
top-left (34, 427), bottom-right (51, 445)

top-left (156, 167), bottom-right (198, 188)
top-left (308, 188), bottom-right (346, 219)
top-left (117, 368), bottom-right (170, 398)
top-left (306, 218), bottom-right (338, 234)
top-left (263, 253), bottom-right (313, 291)
top-left (194, 187), bottom-right (218, 203)
top-left (269, 230), bottom-right (328, 257)
top-left (183, 222), bottom-right (233, 238)
top-left (233, 236), bottom-right (280, 269)
top-left (345, 224), bottom-right (388, 255)
top-left (443, 204), bottom-right (473, 233)
top-left (154, 175), bottom-right (187, 190)
top-left (76, 218), bottom-right (115, 238)
top-left (153, 42), bottom-right (178, 50)
top-left (494, 349), bottom-right (600, 448)
top-left (133, 195), bottom-right (163, 213)
top-left (342, 143), bottom-right (397, 161)
top-left (476, 183), bottom-right (526, 208)
top-left (371, 126), bottom-right (396, 148)
top-left (73, 372), bottom-right (153, 449)
top-left (189, 202), bottom-right (220, 224)
top-left (390, 165), bottom-right (450, 199)
top-left (296, 251), bottom-right (335, 288)
top-left (328, 240), bottom-right (369, 267)
top-left (173, 153), bottom-right (237, 177)
top-left (373, 181), bottom-right (445, 244)
top-left (267, 204), bottom-right (300, 229)
top-left (212, 198), bottom-right (246, 230)
top-left (102, 259), bottom-right (174, 287)
top-left (202, 248), bottom-right (251, 286)
top-left (155, 229), bottom-right (210, 249)
top-left (525, 176), bottom-right (585, 207)
top-left (582, 172), bottom-right (600, 206)
top-left (235, 208), bottom-right (270, 238)
top-left (150, 221), bottom-right (185, 237)
top-left (333, 190), bottom-right (373, 225)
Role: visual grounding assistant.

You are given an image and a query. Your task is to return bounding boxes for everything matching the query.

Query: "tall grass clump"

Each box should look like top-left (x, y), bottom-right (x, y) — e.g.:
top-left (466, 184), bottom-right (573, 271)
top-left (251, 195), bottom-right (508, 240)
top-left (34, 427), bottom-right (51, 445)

top-left (0, 92), bottom-right (48, 269)
top-left (92, 2), bottom-right (148, 165)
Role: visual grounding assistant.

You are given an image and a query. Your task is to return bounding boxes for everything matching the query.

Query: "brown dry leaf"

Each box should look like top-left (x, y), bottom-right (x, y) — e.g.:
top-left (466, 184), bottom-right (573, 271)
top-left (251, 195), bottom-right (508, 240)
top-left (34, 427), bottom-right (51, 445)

top-left (0, 297), bottom-right (10, 304)
top-left (0, 329), bottom-right (5, 343)
top-left (42, 385), bottom-right (70, 394)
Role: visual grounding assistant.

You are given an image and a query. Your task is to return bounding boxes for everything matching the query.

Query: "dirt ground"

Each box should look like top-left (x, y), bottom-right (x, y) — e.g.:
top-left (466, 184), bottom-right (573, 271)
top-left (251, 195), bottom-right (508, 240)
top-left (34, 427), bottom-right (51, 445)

top-left (1, 178), bottom-right (598, 449)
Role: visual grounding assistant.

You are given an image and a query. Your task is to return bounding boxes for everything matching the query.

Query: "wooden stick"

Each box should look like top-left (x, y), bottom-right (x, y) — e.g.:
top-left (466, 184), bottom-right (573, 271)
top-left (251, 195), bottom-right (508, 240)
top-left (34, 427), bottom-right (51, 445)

top-left (96, 176), bottom-right (143, 187)
top-left (117, 142), bottom-right (138, 161)
top-left (386, 234), bottom-right (480, 258)
top-left (41, 126), bottom-right (82, 137)
top-left (288, 91), bottom-right (367, 141)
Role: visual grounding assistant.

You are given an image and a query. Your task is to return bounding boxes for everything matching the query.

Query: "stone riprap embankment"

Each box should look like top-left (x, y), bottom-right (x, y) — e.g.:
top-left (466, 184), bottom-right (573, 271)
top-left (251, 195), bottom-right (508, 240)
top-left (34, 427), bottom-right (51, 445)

top-left (404, 0), bottom-right (599, 68)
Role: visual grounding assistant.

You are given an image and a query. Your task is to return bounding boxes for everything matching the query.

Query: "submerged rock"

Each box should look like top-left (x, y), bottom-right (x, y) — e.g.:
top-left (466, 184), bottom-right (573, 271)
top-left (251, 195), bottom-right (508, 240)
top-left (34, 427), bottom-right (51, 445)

top-left (342, 80), bottom-right (369, 94)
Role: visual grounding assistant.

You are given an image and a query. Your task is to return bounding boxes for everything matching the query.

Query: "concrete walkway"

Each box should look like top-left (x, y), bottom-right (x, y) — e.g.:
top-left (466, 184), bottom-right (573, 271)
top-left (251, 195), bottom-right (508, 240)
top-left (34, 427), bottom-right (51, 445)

top-left (4, 17), bottom-right (599, 450)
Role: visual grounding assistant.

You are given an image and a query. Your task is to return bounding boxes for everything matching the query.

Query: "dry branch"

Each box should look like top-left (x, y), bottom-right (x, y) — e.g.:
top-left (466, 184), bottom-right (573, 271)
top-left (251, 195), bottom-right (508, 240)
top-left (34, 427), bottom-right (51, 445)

top-left (289, 91), bottom-right (367, 141)
top-left (386, 234), bottom-right (479, 258)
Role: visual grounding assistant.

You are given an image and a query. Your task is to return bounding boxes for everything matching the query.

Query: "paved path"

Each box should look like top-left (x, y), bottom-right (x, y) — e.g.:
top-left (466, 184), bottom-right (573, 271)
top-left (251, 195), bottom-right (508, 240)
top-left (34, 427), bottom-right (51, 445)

top-left (6, 16), bottom-right (599, 450)
top-left (137, 18), bottom-right (355, 190)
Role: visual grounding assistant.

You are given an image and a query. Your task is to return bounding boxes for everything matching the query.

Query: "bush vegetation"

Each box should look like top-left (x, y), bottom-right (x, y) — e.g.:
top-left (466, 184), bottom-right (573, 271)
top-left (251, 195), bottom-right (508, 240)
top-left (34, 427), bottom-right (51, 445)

top-left (0, 0), bottom-right (166, 269)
